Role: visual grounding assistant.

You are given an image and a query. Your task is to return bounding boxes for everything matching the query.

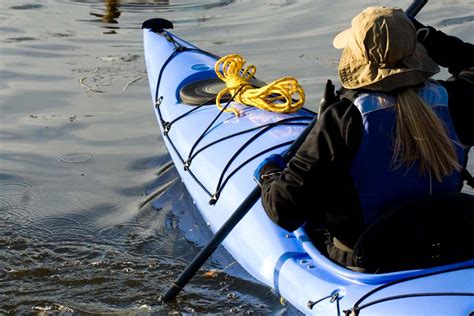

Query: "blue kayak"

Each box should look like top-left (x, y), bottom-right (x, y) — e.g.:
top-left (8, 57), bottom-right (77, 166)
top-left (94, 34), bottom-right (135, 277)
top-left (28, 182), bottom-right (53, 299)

top-left (142, 19), bottom-right (474, 315)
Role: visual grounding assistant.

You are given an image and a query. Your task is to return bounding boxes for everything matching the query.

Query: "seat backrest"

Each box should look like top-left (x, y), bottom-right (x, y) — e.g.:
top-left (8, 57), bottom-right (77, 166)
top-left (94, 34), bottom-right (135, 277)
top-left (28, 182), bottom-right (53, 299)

top-left (353, 193), bottom-right (474, 272)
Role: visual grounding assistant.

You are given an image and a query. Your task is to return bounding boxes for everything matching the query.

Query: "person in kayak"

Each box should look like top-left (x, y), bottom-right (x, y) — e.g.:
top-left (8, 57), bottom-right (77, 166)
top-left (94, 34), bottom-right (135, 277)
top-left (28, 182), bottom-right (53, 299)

top-left (254, 6), bottom-right (474, 271)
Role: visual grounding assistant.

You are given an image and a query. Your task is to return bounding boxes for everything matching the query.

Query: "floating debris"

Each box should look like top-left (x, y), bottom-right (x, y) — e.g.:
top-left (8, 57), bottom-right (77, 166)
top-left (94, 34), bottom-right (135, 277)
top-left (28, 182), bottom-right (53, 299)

top-left (79, 76), bottom-right (104, 93)
top-left (122, 75), bottom-right (146, 93)
top-left (203, 269), bottom-right (219, 278)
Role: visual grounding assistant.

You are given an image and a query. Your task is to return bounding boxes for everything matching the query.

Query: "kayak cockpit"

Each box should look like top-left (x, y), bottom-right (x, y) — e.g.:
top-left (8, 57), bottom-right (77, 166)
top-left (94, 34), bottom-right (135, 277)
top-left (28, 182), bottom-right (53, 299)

top-left (296, 192), bottom-right (474, 284)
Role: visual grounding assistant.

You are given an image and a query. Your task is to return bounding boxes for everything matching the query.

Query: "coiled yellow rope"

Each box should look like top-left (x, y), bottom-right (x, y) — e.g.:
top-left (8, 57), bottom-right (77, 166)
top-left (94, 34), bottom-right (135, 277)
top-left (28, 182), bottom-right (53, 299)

top-left (214, 54), bottom-right (305, 116)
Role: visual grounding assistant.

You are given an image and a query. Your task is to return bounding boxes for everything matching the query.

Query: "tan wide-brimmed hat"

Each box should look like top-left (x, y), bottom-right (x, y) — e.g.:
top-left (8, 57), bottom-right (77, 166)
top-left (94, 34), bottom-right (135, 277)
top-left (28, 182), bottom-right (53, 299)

top-left (333, 6), bottom-right (439, 91)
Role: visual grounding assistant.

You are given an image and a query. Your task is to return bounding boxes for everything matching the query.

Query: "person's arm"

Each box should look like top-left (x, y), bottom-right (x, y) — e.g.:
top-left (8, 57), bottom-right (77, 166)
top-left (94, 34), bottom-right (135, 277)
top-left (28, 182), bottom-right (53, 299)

top-left (259, 99), bottom-right (363, 232)
top-left (441, 72), bottom-right (474, 146)
top-left (417, 26), bottom-right (474, 74)
top-left (423, 28), bottom-right (474, 146)
top-left (414, 23), bottom-right (474, 146)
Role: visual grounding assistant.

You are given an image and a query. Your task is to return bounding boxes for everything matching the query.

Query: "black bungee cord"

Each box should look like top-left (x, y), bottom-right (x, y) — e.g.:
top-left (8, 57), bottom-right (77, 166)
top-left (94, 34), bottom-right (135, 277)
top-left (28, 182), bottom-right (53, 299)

top-left (151, 29), bottom-right (315, 204)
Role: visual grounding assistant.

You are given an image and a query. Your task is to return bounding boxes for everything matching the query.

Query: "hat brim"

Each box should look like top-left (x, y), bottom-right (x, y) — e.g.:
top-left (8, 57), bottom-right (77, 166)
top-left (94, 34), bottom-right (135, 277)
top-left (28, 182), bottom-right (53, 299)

top-left (333, 28), bottom-right (353, 49)
top-left (338, 41), bottom-right (440, 91)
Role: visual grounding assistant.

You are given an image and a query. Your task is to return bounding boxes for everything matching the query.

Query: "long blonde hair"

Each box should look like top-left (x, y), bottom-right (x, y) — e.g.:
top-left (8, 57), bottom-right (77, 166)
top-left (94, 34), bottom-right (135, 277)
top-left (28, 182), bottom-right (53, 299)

top-left (391, 88), bottom-right (461, 182)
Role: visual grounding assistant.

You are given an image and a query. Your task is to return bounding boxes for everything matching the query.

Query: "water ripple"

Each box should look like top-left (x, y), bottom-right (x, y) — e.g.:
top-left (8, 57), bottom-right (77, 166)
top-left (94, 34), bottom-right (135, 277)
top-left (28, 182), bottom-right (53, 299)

top-left (4, 37), bottom-right (39, 43)
top-left (0, 183), bottom-right (32, 196)
top-left (62, 0), bottom-right (236, 12)
top-left (30, 192), bottom-right (83, 213)
top-left (0, 198), bottom-right (14, 211)
top-left (127, 155), bottom-right (165, 171)
top-left (439, 15), bottom-right (474, 26)
top-left (3, 205), bottom-right (39, 226)
top-left (58, 153), bottom-right (94, 164)
top-left (10, 4), bottom-right (46, 10)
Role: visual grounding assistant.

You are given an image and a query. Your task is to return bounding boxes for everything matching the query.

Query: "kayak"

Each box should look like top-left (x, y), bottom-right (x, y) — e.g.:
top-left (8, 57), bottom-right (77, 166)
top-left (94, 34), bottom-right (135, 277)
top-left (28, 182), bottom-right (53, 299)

top-left (142, 19), bottom-right (474, 315)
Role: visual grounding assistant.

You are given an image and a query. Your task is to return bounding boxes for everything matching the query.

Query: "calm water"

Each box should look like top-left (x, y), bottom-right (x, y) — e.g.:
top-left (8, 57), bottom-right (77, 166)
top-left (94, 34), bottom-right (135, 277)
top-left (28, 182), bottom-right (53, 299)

top-left (1, 0), bottom-right (473, 314)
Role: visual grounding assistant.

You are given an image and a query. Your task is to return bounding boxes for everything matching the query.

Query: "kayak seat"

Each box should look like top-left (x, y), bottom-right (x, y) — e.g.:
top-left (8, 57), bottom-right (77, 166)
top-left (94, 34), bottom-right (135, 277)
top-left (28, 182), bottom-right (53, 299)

top-left (179, 77), bottom-right (266, 106)
top-left (353, 192), bottom-right (474, 273)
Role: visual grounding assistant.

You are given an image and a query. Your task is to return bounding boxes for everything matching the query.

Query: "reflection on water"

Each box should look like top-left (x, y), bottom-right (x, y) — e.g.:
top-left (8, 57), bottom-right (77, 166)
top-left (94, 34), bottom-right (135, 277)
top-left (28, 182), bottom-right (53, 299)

top-left (62, 0), bottom-right (238, 32)
top-left (90, 0), bottom-right (170, 24)
top-left (90, 0), bottom-right (171, 24)
top-left (70, 0), bottom-right (235, 13)
top-left (87, 0), bottom-right (240, 32)
top-left (90, 0), bottom-right (122, 24)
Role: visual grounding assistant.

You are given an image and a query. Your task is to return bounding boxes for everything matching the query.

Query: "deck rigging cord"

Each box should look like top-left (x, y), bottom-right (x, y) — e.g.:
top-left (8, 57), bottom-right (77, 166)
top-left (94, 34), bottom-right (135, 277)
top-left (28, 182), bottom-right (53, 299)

top-left (209, 120), bottom-right (311, 204)
top-left (215, 54), bottom-right (305, 116)
top-left (344, 264), bottom-right (474, 315)
top-left (150, 29), bottom-right (315, 202)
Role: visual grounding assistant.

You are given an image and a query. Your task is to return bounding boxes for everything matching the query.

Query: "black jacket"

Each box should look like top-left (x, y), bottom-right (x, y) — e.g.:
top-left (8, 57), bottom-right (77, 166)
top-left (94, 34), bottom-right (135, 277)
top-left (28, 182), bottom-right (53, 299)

top-left (259, 28), bottom-right (474, 247)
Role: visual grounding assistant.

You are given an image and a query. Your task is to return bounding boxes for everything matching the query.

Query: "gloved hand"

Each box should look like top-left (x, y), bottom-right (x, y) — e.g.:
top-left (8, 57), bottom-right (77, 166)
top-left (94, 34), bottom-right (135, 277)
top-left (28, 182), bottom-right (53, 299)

top-left (407, 15), bottom-right (432, 44)
top-left (319, 80), bottom-right (338, 113)
top-left (253, 154), bottom-right (286, 186)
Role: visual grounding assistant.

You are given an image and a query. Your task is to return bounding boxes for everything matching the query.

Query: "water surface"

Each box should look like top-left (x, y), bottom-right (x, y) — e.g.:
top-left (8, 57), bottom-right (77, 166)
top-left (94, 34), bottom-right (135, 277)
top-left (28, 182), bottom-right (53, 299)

top-left (1, 0), bottom-right (473, 313)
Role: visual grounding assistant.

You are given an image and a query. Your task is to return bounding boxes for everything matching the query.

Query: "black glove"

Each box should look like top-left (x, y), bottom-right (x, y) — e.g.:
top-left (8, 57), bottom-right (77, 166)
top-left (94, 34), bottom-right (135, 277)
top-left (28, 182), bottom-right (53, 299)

top-left (319, 80), bottom-right (338, 113)
top-left (253, 154), bottom-right (286, 187)
top-left (408, 16), bottom-right (434, 45)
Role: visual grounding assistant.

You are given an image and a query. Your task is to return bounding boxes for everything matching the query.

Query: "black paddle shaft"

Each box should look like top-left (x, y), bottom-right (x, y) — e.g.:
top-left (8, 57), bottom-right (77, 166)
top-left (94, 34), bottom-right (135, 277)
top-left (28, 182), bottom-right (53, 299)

top-left (406, 0), bottom-right (428, 17)
top-left (160, 116), bottom-right (317, 303)
top-left (160, 0), bottom-right (428, 303)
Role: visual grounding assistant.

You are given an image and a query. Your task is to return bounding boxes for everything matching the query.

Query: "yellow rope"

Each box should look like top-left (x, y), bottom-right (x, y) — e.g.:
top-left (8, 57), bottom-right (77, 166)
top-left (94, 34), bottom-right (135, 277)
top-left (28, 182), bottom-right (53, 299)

top-left (214, 54), bottom-right (305, 116)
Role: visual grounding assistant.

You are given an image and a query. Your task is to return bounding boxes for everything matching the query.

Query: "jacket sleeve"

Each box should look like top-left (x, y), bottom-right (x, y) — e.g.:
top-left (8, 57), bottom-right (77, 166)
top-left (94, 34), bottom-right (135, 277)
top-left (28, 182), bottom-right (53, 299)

top-left (259, 99), bottom-right (363, 233)
top-left (420, 27), bottom-right (474, 146)
top-left (420, 27), bottom-right (474, 74)
top-left (441, 73), bottom-right (474, 146)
